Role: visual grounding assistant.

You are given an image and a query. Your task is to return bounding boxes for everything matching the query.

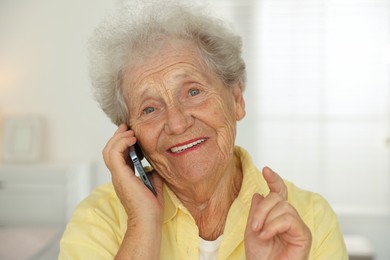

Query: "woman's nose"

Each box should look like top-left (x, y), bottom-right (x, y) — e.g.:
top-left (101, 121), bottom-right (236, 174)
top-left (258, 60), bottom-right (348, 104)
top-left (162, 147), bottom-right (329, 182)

top-left (164, 105), bottom-right (194, 135)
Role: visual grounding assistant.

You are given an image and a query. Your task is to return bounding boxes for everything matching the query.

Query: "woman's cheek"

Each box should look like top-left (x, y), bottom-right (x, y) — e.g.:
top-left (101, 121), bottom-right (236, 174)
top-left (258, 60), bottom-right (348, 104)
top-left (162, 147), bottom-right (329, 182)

top-left (131, 122), bottom-right (157, 154)
top-left (210, 96), bottom-right (237, 159)
top-left (216, 124), bottom-right (236, 159)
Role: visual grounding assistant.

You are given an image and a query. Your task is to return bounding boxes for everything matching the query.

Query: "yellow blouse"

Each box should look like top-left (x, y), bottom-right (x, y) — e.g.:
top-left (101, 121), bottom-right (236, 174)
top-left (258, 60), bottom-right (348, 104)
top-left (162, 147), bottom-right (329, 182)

top-left (59, 146), bottom-right (347, 259)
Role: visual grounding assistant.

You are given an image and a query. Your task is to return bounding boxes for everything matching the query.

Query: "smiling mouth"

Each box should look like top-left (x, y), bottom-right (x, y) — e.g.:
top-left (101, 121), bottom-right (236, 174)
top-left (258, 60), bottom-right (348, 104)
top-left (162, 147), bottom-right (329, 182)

top-left (168, 138), bottom-right (207, 154)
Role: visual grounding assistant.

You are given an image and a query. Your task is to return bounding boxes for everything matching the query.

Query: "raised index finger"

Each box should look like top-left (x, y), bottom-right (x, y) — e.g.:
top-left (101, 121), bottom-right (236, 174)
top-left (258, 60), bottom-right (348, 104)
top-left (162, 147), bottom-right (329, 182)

top-left (262, 167), bottom-right (288, 200)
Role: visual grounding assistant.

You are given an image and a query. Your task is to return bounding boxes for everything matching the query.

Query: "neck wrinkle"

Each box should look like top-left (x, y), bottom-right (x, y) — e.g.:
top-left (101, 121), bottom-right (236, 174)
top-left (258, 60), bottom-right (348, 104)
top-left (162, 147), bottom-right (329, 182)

top-left (187, 160), bottom-right (243, 240)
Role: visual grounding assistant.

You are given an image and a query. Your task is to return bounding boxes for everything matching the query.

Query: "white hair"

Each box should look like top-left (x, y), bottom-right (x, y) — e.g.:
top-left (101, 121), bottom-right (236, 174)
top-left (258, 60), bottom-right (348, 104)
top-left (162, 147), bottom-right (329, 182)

top-left (89, 1), bottom-right (246, 125)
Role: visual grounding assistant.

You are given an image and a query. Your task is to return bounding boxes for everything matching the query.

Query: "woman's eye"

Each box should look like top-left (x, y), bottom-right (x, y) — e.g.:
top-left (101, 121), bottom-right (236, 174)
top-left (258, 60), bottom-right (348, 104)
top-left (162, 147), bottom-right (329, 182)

top-left (188, 89), bottom-right (201, 97)
top-left (143, 107), bottom-right (155, 114)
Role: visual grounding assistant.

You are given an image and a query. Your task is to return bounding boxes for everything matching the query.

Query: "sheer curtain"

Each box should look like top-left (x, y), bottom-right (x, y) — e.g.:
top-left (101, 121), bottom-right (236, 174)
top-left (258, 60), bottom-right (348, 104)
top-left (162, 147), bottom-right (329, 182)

top-left (245, 0), bottom-right (390, 215)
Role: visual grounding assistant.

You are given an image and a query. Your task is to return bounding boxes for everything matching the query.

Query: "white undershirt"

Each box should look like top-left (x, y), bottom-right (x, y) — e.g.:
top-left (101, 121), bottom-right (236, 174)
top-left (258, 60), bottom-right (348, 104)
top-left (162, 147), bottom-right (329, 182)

top-left (199, 235), bottom-right (223, 260)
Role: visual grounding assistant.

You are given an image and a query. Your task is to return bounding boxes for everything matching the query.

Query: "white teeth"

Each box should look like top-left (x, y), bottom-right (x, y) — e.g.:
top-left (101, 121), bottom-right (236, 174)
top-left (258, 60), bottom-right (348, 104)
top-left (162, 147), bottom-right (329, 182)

top-left (170, 139), bottom-right (205, 153)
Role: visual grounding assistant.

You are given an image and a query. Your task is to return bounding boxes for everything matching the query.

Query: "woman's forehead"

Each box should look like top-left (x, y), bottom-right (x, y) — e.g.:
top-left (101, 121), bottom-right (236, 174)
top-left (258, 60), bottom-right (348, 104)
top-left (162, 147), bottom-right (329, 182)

top-left (124, 44), bottom-right (212, 89)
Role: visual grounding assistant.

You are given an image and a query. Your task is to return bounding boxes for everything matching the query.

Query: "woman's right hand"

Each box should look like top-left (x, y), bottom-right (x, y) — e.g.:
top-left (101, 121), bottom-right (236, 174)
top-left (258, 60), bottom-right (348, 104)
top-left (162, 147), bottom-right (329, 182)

top-left (244, 167), bottom-right (311, 260)
top-left (103, 123), bottom-right (164, 259)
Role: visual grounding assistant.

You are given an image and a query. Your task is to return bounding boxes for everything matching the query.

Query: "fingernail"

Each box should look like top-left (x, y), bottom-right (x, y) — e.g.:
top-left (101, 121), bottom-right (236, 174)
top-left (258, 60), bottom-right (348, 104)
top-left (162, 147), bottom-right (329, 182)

top-left (252, 221), bottom-right (259, 231)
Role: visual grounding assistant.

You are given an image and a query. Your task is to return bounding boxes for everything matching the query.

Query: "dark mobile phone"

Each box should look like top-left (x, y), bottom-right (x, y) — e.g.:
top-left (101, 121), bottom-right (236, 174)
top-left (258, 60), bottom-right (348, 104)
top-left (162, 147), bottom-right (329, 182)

top-left (129, 145), bottom-right (157, 196)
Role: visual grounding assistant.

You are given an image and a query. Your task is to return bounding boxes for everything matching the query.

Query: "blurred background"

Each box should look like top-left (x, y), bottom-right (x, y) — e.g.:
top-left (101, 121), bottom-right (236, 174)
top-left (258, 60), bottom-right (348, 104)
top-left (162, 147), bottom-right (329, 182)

top-left (0, 0), bottom-right (388, 259)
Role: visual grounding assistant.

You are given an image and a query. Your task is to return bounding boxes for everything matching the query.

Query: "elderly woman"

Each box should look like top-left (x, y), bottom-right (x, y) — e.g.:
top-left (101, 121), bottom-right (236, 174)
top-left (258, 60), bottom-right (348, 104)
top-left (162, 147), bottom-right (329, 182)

top-left (59, 2), bottom-right (347, 259)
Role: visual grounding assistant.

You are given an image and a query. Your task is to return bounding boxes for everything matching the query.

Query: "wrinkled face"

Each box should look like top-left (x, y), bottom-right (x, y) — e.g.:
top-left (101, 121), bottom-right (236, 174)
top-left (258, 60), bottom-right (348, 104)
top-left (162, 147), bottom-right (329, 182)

top-left (123, 40), bottom-right (245, 188)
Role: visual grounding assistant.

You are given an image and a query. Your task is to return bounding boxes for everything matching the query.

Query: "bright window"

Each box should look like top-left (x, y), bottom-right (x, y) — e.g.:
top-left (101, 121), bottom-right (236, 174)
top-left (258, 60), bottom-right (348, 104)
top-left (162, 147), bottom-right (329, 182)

top-left (219, 0), bottom-right (390, 215)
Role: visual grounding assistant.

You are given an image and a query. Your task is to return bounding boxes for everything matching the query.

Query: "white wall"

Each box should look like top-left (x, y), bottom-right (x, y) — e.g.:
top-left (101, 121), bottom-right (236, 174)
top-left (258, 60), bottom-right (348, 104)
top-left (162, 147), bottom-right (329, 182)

top-left (0, 0), bottom-right (117, 168)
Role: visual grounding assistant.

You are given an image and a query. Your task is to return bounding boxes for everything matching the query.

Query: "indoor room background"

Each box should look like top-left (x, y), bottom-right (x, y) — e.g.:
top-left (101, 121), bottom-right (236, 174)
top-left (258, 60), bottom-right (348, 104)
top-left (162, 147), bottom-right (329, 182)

top-left (0, 0), bottom-right (389, 259)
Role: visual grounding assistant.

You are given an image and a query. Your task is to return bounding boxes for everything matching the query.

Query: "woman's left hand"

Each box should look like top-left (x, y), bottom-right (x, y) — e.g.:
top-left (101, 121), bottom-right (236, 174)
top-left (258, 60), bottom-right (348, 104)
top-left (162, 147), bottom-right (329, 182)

top-left (244, 167), bottom-right (312, 260)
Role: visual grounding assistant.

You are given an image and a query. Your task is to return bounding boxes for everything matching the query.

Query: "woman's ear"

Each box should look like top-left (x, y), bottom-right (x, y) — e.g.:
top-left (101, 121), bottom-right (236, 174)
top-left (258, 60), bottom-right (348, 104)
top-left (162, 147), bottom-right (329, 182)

top-left (232, 81), bottom-right (246, 121)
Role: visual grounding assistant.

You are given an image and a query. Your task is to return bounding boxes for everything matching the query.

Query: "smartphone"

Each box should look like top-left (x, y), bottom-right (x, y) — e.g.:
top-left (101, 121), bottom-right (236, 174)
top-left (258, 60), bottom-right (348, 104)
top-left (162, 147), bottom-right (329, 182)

top-left (129, 145), bottom-right (157, 196)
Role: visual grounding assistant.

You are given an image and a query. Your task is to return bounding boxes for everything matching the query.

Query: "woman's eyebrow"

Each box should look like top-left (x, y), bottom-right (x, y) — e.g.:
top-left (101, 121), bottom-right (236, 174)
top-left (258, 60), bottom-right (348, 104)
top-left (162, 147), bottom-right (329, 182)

top-left (134, 81), bottom-right (157, 96)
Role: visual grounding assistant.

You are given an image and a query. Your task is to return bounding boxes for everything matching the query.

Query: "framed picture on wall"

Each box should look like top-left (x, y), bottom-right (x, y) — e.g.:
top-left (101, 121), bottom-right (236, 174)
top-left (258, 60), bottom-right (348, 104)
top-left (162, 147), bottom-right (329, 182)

top-left (1, 116), bottom-right (44, 163)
